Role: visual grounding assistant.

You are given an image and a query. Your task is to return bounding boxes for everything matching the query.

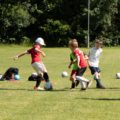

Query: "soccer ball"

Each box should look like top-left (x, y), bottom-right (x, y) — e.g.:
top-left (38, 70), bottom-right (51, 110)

top-left (116, 73), bottom-right (120, 79)
top-left (44, 82), bottom-right (53, 91)
top-left (61, 71), bottom-right (68, 78)
top-left (0, 74), bottom-right (2, 80)
top-left (14, 74), bottom-right (20, 80)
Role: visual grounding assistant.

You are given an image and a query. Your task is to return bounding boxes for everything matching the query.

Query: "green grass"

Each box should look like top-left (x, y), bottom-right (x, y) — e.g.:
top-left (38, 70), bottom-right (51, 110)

top-left (0, 45), bottom-right (120, 120)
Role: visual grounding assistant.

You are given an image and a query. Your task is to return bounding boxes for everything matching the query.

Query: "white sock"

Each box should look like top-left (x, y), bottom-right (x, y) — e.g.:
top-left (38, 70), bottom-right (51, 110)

top-left (80, 81), bottom-right (86, 88)
top-left (76, 76), bottom-right (89, 83)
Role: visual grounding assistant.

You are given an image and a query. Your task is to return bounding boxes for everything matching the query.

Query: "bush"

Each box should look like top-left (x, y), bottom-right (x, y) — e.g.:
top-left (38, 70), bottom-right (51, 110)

top-left (21, 36), bottom-right (31, 45)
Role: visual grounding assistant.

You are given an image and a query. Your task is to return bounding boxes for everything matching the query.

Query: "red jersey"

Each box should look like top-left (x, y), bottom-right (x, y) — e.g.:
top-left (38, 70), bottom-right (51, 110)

top-left (74, 48), bottom-right (87, 68)
top-left (27, 44), bottom-right (41, 64)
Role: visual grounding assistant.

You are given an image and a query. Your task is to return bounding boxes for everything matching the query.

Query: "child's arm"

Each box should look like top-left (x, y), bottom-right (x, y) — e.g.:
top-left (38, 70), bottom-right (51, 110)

top-left (84, 54), bottom-right (89, 60)
top-left (35, 48), bottom-right (46, 57)
top-left (13, 51), bottom-right (28, 60)
top-left (68, 59), bottom-right (77, 68)
top-left (76, 55), bottom-right (81, 68)
top-left (88, 51), bottom-right (90, 58)
top-left (68, 61), bottom-right (73, 69)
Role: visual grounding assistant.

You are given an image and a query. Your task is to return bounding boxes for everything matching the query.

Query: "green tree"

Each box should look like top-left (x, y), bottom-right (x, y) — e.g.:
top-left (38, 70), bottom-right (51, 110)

top-left (0, 0), bottom-right (120, 46)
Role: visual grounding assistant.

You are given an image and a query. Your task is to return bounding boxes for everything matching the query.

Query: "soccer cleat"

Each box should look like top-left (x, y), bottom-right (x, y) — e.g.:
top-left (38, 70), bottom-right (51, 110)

top-left (34, 86), bottom-right (44, 91)
top-left (71, 82), bottom-right (76, 89)
top-left (81, 88), bottom-right (86, 91)
top-left (86, 80), bottom-right (92, 88)
top-left (70, 88), bottom-right (76, 91)
top-left (96, 85), bottom-right (106, 89)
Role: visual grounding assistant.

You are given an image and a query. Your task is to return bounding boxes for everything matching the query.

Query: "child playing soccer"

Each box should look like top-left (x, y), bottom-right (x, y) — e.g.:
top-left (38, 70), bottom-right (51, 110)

top-left (69, 40), bottom-right (91, 90)
top-left (68, 39), bottom-right (79, 89)
top-left (13, 37), bottom-right (52, 91)
top-left (88, 39), bottom-right (105, 89)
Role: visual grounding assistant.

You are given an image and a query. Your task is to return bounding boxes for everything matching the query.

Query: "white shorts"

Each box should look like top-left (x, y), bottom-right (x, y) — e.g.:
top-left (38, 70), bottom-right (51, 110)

top-left (32, 62), bottom-right (47, 75)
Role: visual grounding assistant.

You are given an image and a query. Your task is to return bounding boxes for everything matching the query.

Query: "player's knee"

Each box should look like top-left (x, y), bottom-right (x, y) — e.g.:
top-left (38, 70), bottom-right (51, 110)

top-left (70, 76), bottom-right (74, 81)
top-left (37, 74), bottom-right (44, 81)
top-left (94, 74), bottom-right (99, 80)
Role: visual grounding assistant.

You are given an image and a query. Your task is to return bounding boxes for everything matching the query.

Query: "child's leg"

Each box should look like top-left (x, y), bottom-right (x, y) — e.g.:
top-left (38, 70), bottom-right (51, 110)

top-left (36, 74), bottom-right (44, 87)
top-left (89, 66), bottom-right (105, 89)
top-left (76, 76), bottom-right (91, 89)
top-left (42, 63), bottom-right (50, 82)
top-left (94, 71), bottom-right (105, 89)
top-left (94, 72), bottom-right (99, 79)
top-left (70, 75), bottom-right (75, 89)
top-left (76, 76), bottom-right (89, 82)
top-left (94, 72), bottom-right (101, 86)
top-left (70, 70), bottom-right (76, 89)
top-left (43, 72), bottom-right (50, 82)
top-left (76, 67), bottom-right (90, 90)
top-left (32, 62), bottom-right (45, 88)
top-left (80, 81), bottom-right (87, 90)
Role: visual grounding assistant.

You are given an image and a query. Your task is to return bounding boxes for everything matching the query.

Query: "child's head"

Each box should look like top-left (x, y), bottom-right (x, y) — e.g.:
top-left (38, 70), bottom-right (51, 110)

top-left (35, 37), bottom-right (46, 47)
top-left (68, 39), bottom-right (78, 51)
top-left (95, 39), bottom-right (103, 49)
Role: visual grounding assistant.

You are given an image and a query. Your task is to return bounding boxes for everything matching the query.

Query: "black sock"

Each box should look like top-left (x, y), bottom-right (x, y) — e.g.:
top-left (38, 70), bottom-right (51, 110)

top-left (95, 78), bottom-right (104, 87)
top-left (75, 80), bottom-right (80, 87)
top-left (43, 72), bottom-right (50, 82)
top-left (71, 82), bottom-right (75, 89)
top-left (36, 76), bottom-right (43, 87)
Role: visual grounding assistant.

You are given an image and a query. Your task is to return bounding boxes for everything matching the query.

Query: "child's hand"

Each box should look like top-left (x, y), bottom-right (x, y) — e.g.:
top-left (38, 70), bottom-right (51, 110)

top-left (68, 64), bottom-right (71, 69)
top-left (40, 50), bottom-right (46, 57)
top-left (84, 55), bottom-right (89, 60)
top-left (13, 56), bottom-right (19, 61)
top-left (73, 59), bottom-right (77, 63)
top-left (77, 64), bottom-right (81, 69)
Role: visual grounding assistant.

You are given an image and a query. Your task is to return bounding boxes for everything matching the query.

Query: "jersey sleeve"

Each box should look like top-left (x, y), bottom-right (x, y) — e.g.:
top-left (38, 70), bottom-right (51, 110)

top-left (74, 50), bottom-right (79, 57)
top-left (27, 48), bottom-right (32, 54)
top-left (27, 45), bottom-right (40, 54)
top-left (70, 54), bottom-right (73, 61)
top-left (34, 44), bottom-right (40, 49)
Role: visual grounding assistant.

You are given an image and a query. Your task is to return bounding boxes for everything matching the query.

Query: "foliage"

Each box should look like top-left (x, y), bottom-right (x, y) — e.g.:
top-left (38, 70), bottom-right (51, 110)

top-left (0, 0), bottom-right (119, 46)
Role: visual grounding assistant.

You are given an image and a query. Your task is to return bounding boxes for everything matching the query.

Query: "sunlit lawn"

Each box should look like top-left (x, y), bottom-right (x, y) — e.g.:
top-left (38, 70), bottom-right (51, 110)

top-left (0, 45), bottom-right (120, 120)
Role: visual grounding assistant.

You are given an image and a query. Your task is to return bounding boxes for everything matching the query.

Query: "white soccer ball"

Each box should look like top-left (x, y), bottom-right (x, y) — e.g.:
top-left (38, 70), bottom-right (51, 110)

top-left (44, 82), bottom-right (53, 91)
top-left (61, 71), bottom-right (68, 78)
top-left (116, 73), bottom-right (120, 79)
top-left (0, 74), bottom-right (2, 80)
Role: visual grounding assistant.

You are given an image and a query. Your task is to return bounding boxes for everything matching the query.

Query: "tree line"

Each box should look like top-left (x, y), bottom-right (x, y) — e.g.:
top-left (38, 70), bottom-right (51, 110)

top-left (0, 0), bottom-right (120, 47)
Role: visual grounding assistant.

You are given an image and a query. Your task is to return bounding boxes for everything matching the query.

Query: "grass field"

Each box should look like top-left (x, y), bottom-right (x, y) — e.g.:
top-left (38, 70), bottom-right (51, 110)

top-left (0, 45), bottom-right (120, 120)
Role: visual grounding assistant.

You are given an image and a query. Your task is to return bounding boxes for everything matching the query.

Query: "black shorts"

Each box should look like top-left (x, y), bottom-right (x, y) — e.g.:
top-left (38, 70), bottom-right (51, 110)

top-left (76, 67), bottom-right (87, 76)
top-left (89, 66), bottom-right (101, 75)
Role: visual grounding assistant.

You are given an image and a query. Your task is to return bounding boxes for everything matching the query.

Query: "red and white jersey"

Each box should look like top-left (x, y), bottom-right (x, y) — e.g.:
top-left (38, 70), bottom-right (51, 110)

top-left (27, 44), bottom-right (41, 64)
top-left (74, 48), bottom-right (87, 68)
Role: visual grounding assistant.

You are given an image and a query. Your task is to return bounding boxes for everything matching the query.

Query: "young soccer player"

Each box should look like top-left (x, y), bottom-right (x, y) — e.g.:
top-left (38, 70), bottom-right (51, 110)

top-left (13, 37), bottom-right (52, 90)
top-left (69, 40), bottom-right (91, 90)
top-left (68, 39), bottom-right (79, 89)
top-left (88, 39), bottom-right (105, 89)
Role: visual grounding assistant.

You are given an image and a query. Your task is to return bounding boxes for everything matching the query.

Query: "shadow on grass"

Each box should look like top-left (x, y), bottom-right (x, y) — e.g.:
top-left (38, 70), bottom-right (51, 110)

top-left (0, 88), bottom-right (30, 91)
top-left (0, 87), bottom-right (70, 92)
top-left (1, 87), bottom-right (120, 92)
top-left (76, 97), bottom-right (120, 101)
top-left (107, 87), bottom-right (120, 90)
top-left (88, 87), bottom-right (120, 91)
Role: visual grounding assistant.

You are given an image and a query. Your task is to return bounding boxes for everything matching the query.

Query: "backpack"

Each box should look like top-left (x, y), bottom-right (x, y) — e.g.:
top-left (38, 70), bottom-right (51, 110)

top-left (2, 67), bottom-right (19, 80)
